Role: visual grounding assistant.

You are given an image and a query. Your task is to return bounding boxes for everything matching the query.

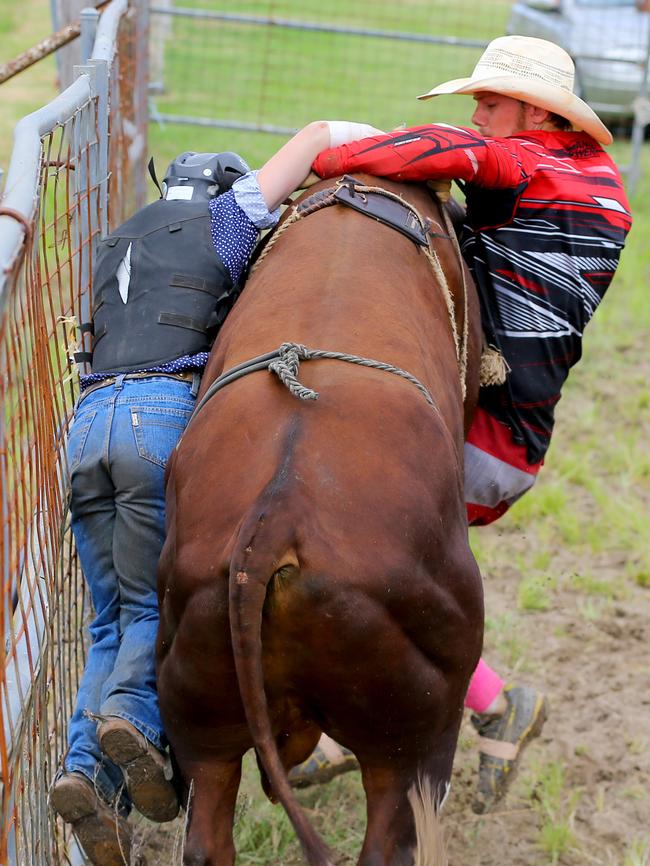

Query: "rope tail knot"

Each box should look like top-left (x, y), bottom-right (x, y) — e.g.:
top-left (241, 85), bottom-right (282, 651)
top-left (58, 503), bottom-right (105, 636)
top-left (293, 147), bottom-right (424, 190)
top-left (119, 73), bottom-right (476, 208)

top-left (268, 342), bottom-right (320, 401)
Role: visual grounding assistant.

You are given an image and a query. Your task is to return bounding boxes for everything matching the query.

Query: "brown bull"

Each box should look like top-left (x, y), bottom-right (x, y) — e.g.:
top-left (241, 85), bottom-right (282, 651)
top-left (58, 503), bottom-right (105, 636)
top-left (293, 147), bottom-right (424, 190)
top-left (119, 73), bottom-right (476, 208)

top-left (157, 175), bottom-right (484, 866)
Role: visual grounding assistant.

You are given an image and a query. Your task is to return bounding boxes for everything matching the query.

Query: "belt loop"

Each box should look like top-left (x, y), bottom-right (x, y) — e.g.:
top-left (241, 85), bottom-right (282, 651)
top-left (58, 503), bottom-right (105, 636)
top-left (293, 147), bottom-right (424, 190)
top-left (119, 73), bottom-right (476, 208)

top-left (114, 373), bottom-right (126, 392)
top-left (191, 372), bottom-right (201, 397)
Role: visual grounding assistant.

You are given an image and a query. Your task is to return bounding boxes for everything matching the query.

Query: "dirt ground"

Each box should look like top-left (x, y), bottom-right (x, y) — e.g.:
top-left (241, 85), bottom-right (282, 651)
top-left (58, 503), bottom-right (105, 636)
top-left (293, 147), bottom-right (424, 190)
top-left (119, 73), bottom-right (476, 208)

top-left (444, 535), bottom-right (650, 866)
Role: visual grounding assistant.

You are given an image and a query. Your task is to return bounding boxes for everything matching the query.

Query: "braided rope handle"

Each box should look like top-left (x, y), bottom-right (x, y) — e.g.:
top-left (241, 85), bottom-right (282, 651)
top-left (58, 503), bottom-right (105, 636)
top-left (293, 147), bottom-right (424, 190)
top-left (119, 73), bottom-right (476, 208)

top-left (268, 343), bottom-right (319, 401)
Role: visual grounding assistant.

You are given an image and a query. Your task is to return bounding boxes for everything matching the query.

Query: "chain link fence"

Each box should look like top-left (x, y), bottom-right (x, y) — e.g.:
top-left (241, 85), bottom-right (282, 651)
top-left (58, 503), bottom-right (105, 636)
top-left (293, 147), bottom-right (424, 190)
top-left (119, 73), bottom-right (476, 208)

top-left (0, 1), bottom-right (148, 862)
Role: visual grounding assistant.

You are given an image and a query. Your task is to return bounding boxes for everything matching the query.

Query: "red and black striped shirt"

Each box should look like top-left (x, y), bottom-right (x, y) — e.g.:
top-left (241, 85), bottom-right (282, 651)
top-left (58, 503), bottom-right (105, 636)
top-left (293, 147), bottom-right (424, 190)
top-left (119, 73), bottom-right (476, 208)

top-left (313, 126), bottom-right (632, 464)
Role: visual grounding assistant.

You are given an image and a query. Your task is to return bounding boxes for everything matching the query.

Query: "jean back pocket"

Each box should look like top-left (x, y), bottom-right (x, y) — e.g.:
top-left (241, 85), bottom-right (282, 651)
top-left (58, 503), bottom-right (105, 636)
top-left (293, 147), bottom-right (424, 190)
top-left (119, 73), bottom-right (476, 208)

top-left (131, 404), bottom-right (194, 467)
top-left (67, 409), bottom-right (98, 473)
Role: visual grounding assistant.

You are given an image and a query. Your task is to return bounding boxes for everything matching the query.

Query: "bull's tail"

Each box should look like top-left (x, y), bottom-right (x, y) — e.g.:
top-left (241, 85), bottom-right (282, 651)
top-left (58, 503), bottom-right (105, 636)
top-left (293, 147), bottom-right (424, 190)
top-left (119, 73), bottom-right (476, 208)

top-left (229, 506), bottom-right (334, 866)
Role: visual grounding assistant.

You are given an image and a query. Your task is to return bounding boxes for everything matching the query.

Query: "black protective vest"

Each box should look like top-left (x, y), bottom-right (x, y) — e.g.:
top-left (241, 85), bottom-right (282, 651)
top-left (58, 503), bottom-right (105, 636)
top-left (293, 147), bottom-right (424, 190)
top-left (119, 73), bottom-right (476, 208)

top-left (87, 199), bottom-right (234, 373)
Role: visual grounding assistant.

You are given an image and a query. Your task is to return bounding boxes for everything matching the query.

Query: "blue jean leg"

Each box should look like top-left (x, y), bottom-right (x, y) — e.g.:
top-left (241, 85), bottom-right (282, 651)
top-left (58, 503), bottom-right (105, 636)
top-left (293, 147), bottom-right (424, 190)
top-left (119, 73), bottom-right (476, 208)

top-left (100, 390), bottom-right (195, 741)
top-left (65, 377), bottom-right (195, 802)
top-left (65, 388), bottom-right (126, 803)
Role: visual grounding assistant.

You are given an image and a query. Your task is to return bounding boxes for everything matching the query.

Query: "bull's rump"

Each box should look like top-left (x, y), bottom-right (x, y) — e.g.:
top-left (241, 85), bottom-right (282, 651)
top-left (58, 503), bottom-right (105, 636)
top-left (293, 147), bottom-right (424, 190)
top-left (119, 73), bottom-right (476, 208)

top-left (158, 366), bottom-right (483, 762)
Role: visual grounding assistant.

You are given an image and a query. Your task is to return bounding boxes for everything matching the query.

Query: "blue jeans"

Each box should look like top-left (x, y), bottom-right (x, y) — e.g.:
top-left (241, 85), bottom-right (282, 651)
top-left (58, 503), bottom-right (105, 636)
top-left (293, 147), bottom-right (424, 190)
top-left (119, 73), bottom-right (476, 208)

top-left (64, 375), bottom-right (196, 805)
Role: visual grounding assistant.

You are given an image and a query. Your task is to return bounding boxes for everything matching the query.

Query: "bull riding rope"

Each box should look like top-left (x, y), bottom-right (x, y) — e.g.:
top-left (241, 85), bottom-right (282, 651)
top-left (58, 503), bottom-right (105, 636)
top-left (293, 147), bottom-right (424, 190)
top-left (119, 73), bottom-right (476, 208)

top-left (188, 340), bottom-right (440, 425)
top-left (180, 179), bottom-right (510, 442)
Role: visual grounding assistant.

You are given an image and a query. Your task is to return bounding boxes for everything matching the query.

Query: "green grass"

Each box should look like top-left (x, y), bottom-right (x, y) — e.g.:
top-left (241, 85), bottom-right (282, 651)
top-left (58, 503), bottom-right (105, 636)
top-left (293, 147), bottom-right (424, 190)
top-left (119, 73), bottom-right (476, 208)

top-left (522, 760), bottom-right (581, 865)
top-left (569, 570), bottom-right (624, 599)
top-left (0, 0), bottom-right (58, 173)
top-left (623, 838), bottom-right (650, 866)
top-left (229, 753), bottom-right (365, 865)
top-left (517, 573), bottom-right (553, 611)
top-left (484, 611), bottom-right (532, 672)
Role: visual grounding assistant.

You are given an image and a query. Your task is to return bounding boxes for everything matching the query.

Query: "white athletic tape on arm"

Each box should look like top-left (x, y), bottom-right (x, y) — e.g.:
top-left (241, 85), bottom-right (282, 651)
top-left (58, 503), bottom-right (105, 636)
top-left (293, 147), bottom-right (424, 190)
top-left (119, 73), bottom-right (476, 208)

top-left (326, 120), bottom-right (385, 148)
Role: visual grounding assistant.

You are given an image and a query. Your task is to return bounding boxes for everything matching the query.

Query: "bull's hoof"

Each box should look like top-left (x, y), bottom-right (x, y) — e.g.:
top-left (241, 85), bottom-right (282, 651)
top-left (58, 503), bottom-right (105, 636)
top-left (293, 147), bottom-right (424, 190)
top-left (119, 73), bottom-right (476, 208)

top-left (471, 684), bottom-right (548, 814)
top-left (98, 716), bottom-right (179, 822)
top-left (288, 733), bottom-right (359, 789)
top-left (50, 771), bottom-right (141, 866)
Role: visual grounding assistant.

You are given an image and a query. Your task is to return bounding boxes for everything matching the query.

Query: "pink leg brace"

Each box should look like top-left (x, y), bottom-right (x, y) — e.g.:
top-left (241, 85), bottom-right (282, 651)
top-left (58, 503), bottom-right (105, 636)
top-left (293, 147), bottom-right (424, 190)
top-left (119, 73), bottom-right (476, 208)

top-left (464, 658), bottom-right (505, 713)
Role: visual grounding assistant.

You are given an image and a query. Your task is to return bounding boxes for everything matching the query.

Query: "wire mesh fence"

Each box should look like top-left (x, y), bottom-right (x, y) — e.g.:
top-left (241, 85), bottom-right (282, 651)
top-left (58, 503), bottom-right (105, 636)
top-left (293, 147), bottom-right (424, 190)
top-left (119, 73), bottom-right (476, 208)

top-left (148, 0), bottom-right (509, 136)
top-left (0, 2), bottom-right (148, 862)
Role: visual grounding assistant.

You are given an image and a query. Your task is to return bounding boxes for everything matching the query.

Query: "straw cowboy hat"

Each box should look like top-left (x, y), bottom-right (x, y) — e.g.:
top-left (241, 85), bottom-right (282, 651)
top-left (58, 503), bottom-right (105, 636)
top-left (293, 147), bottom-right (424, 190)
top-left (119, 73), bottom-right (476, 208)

top-left (417, 35), bottom-right (612, 145)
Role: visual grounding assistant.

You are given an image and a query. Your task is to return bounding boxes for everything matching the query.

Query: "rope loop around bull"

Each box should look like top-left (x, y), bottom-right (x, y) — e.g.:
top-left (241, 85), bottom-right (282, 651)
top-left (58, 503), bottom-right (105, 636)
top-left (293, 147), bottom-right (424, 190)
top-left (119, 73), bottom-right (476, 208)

top-left (186, 341), bottom-right (439, 430)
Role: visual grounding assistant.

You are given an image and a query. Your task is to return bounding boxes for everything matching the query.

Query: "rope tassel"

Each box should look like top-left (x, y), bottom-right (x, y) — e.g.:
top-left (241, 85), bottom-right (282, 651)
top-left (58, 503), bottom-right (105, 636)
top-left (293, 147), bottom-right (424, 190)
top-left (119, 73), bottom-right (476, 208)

top-left (479, 344), bottom-right (510, 387)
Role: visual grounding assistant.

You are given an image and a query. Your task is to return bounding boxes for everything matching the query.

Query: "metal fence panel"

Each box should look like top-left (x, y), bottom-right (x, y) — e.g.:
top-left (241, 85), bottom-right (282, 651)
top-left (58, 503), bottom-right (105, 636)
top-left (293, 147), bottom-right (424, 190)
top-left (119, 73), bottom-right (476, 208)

top-left (0, 1), bottom-right (148, 861)
top-left (149, 0), bottom-right (509, 136)
top-left (0, 85), bottom-right (97, 865)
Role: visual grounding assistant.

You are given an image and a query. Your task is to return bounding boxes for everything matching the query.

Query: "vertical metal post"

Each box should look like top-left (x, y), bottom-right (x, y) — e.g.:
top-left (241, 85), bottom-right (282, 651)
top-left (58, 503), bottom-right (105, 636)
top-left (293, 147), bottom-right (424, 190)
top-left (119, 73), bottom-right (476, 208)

top-left (80, 7), bottom-right (100, 64)
top-left (49, 0), bottom-right (61, 36)
top-left (628, 37), bottom-right (650, 195)
top-left (149, 0), bottom-right (171, 94)
top-left (90, 58), bottom-right (109, 238)
top-left (72, 65), bottom-right (97, 366)
top-left (49, 0), bottom-right (64, 87)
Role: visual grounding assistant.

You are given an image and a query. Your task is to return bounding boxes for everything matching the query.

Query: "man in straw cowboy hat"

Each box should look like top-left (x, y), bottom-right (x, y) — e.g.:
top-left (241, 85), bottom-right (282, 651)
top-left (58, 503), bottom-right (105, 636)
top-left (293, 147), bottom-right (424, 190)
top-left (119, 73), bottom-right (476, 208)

top-left (283, 35), bottom-right (632, 813)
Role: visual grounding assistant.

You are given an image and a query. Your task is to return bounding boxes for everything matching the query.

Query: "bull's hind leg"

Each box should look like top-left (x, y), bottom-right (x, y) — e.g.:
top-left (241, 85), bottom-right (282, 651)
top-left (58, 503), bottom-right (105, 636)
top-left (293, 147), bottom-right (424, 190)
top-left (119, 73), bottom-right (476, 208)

top-left (357, 735), bottom-right (457, 866)
top-left (358, 765), bottom-right (417, 866)
top-left (180, 756), bottom-right (242, 866)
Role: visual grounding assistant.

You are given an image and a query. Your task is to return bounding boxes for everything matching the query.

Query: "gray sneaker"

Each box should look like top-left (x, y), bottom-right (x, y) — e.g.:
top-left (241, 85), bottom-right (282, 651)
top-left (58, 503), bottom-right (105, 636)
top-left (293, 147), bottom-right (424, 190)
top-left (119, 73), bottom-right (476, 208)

top-left (98, 717), bottom-right (179, 823)
top-left (471, 685), bottom-right (548, 814)
top-left (50, 771), bottom-right (139, 866)
top-left (288, 734), bottom-right (359, 788)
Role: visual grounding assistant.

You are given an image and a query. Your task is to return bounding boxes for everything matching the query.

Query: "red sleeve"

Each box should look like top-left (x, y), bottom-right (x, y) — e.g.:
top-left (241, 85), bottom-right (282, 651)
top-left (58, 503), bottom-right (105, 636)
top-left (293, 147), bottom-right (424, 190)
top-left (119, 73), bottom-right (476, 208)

top-left (312, 124), bottom-right (535, 189)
